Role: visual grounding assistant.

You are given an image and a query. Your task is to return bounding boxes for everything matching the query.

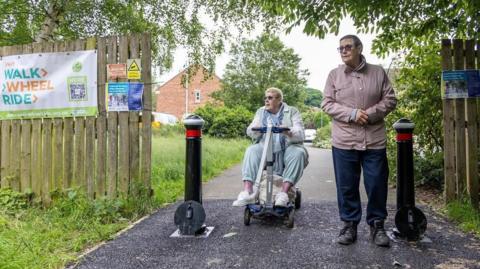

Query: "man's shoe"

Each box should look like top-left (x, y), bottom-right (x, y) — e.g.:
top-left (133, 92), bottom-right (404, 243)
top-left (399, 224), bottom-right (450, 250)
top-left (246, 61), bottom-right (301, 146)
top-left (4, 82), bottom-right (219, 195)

top-left (232, 191), bottom-right (255, 206)
top-left (370, 220), bottom-right (390, 247)
top-left (274, 191), bottom-right (289, 207)
top-left (337, 221), bottom-right (357, 245)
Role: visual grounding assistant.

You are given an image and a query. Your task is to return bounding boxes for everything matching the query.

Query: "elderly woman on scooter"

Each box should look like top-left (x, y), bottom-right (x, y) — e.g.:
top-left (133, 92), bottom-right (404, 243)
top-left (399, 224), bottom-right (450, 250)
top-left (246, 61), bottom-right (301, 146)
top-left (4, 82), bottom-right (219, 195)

top-left (233, 87), bottom-right (309, 207)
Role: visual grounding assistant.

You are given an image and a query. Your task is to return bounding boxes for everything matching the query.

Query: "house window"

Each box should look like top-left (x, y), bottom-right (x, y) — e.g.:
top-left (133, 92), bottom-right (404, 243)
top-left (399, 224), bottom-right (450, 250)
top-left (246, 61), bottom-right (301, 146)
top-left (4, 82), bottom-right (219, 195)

top-left (194, 89), bottom-right (201, 103)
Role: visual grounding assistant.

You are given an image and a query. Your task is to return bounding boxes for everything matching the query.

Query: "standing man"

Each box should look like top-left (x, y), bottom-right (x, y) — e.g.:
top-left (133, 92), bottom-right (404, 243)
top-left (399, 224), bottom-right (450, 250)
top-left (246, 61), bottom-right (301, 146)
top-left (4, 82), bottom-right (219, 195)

top-left (321, 35), bottom-right (397, 247)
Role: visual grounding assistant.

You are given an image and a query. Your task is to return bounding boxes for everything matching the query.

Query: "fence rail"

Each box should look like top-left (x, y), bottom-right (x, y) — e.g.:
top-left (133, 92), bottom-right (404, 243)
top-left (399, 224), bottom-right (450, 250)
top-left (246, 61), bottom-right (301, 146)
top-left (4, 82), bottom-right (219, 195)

top-left (0, 34), bottom-right (152, 204)
top-left (441, 39), bottom-right (479, 208)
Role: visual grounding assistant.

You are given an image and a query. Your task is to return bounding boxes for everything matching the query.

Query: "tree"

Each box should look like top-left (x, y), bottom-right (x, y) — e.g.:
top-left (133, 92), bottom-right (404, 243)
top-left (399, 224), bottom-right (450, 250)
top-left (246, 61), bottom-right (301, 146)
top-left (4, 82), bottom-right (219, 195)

top-left (215, 34), bottom-right (309, 112)
top-left (246, 0), bottom-right (479, 56)
top-left (0, 0), bottom-right (279, 71)
top-left (304, 87), bottom-right (323, 108)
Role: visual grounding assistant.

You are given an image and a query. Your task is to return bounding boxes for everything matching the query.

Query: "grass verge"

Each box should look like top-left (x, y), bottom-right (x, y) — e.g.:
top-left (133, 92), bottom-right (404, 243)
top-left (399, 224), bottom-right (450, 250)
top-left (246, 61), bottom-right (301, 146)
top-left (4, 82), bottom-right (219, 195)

top-left (152, 133), bottom-right (250, 204)
top-left (446, 200), bottom-right (480, 237)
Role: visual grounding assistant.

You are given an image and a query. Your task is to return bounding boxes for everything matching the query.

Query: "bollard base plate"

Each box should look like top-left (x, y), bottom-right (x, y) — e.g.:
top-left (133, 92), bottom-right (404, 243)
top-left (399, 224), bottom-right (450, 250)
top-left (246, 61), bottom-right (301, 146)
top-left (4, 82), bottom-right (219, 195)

top-left (170, 226), bottom-right (214, 238)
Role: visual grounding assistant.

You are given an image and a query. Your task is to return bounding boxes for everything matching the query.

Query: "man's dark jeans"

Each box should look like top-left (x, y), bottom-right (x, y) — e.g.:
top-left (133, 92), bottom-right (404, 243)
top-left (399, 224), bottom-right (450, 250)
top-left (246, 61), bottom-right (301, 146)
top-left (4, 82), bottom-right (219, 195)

top-left (332, 146), bottom-right (389, 226)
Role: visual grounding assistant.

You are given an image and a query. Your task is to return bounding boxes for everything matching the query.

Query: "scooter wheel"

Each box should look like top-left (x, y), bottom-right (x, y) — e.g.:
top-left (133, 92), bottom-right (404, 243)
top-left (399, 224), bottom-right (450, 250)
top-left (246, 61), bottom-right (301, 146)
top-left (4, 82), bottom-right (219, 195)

top-left (286, 208), bottom-right (295, 228)
top-left (244, 207), bottom-right (251, 226)
top-left (295, 189), bottom-right (302, 210)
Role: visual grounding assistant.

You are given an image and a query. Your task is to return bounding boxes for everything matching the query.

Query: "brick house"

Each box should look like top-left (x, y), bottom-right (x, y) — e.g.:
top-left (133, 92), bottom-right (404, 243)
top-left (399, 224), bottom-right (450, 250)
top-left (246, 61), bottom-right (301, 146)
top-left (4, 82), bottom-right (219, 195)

top-left (155, 66), bottom-right (222, 120)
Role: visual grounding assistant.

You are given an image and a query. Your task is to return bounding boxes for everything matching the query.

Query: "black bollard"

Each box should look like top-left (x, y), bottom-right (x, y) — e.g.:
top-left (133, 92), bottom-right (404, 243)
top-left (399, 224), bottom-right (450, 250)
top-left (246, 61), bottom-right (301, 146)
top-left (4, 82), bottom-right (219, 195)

top-left (184, 115), bottom-right (204, 203)
top-left (173, 114), bottom-right (209, 236)
top-left (393, 118), bottom-right (427, 241)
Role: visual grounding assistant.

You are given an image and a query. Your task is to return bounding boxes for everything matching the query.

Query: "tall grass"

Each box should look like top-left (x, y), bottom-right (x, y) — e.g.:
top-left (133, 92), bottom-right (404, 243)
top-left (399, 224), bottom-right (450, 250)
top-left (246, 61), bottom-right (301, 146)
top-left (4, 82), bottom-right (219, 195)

top-left (446, 200), bottom-right (480, 237)
top-left (152, 133), bottom-right (250, 204)
top-left (0, 128), bottom-right (249, 269)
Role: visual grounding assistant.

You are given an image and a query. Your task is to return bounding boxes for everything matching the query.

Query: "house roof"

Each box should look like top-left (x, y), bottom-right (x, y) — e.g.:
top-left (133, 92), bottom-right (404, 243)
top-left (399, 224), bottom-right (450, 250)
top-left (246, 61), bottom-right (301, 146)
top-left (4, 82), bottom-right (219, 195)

top-left (157, 65), bottom-right (221, 90)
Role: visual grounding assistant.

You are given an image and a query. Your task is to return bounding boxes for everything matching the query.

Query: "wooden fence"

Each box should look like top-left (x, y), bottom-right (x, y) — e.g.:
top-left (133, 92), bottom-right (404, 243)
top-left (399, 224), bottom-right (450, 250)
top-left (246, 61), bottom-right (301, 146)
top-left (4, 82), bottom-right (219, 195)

top-left (0, 34), bottom-right (152, 204)
top-left (441, 39), bottom-right (479, 208)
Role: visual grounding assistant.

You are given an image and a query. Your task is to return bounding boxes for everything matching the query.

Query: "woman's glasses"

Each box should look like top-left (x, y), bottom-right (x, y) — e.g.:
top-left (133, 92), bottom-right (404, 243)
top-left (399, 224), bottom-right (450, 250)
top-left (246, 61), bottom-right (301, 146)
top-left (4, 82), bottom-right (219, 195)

top-left (337, 44), bottom-right (354, 53)
top-left (264, 95), bottom-right (277, 101)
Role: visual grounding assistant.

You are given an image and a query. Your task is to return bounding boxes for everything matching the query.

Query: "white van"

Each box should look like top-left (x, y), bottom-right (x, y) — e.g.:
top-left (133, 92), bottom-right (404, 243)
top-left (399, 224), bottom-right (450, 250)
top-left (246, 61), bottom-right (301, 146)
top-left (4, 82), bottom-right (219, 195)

top-left (304, 129), bottom-right (317, 142)
top-left (152, 112), bottom-right (178, 125)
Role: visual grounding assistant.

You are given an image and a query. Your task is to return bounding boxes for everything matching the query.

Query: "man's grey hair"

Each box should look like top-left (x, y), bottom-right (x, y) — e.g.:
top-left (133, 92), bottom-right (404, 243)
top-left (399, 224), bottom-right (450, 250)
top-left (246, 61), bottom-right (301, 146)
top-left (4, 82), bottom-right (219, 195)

top-left (266, 87), bottom-right (283, 101)
top-left (340, 34), bottom-right (363, 48)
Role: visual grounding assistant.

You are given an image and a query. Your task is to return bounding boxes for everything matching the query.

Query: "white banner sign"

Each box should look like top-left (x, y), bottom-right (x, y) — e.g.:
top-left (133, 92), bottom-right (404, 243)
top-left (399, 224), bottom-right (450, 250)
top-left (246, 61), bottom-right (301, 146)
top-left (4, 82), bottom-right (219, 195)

top-left (0, 50), bottom-right (97, 119)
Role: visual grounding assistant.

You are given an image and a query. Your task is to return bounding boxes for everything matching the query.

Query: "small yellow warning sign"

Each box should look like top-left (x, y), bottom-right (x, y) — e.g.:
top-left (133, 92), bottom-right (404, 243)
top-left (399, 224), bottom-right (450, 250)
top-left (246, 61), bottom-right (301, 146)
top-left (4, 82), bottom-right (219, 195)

top-left (127, 58), bottom-right (141, 80)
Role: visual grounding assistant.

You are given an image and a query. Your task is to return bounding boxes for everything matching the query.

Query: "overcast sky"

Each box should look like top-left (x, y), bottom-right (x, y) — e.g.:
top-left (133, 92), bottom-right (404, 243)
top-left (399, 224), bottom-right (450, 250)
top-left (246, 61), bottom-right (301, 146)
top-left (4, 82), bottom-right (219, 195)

top-left (158, 17), bottom-right (394, 92)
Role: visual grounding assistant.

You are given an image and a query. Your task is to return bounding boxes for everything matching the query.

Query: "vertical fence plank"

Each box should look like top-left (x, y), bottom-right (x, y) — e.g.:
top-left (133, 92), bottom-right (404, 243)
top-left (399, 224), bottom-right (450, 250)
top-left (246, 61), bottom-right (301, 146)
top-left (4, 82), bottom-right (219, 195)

top-left (141, 33), bottom-right (152, 193)
top-left (129, 34), bottom-right (140, 194)
top-left (31, 120), bottom-right (42, 200)
top-left (73, 40), bottom-right (87, 190)
top-left (1, 121), bottom-right (11, 188)
top-left (106, 36), bottom-right (118, 198)
top-left (0, 45), bottom-right (17, 189)
top-left (10, 121), bottom-right (20, 191)
top-left (453, 39), bottom-right (467, 198)
top-left (74, 116), bottom-right (85, 188)
top-left (118, 35), bottom-right (130, 195)
top-left (53, 118), bottom-right (63, 190)
top-left (96, 37), bottom-right (107, 197)
top-left (84, 37), bottom-right (97, 199)
top-left (20, 120), bottom-right (31, 192)
top-left (63, 41), bottom-right (76, 190)
top-left (31, 43), bottom-right (43, 200)
top-left (42, 119), bottom-right (52, 205)
top-left (8, 45), bottom-right (22, 192)
top-left (442, 39), bottom-right (456, 203)
top-left (85, 117), bottom-right (95, 198)
top-left (42, 42), bottom-right (54, 205)
top-left (464, 40), bottom-right (479, 208)
top-left (53, 41), bottom-right (65, 191)
top-left (63, 117), bottom-right (74, 189)
top-left (20, 44), bottom-right (33, 193)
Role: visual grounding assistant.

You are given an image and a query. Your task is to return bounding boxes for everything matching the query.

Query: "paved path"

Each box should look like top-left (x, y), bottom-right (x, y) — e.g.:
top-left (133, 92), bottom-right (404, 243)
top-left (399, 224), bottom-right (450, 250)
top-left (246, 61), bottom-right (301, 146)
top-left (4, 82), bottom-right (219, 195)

top-left (202, 144), bottom-right (396, 203)
top-left (75, 145), bottom-right (480, 269)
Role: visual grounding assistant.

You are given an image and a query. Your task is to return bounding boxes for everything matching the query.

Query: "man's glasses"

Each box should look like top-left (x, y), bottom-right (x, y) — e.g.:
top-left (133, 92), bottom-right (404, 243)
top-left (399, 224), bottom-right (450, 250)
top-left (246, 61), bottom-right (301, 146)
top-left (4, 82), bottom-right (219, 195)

top-left (337, 44), bottom-right (354, 53)
top-left (264, 96), bottom-right (277, 101)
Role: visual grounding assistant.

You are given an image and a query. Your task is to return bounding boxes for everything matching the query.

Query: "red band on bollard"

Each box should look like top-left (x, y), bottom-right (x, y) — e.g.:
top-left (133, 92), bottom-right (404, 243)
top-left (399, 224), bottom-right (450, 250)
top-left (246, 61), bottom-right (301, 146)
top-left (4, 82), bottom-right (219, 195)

top-left (396, 133), bottom-right (412, 141)
top-left (186, 129), bottom-right (201, 138)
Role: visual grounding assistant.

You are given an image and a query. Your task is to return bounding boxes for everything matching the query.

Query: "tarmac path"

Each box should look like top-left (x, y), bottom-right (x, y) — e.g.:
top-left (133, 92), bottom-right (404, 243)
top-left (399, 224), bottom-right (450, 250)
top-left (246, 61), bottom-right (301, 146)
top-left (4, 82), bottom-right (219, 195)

top-left (74, 145), bottom-right (480, 269)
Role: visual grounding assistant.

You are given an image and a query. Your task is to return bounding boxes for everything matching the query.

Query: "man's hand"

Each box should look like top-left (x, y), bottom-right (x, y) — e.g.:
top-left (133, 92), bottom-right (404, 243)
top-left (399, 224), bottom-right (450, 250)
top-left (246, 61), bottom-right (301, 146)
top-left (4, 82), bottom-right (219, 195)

top-left (355, 109), bottom-right (369, 125)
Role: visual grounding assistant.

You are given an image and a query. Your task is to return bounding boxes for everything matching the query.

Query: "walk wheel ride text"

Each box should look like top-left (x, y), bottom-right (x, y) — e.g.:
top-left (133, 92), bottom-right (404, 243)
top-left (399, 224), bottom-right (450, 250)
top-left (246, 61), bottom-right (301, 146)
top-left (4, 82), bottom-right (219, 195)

top-left (243, 125), bottom-right (302, 228)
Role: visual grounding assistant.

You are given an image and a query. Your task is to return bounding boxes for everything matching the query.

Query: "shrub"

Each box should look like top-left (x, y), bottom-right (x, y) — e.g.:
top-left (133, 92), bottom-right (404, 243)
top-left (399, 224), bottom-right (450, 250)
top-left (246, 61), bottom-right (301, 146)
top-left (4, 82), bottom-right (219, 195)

top-left (313, 122), bottom-right (331, 148)
top-left (195, 104), bottom-right (253, 138)
top-left (0, 188), bottom-right (31, 214)
top-left (302, 110), bottom-right (330, 129)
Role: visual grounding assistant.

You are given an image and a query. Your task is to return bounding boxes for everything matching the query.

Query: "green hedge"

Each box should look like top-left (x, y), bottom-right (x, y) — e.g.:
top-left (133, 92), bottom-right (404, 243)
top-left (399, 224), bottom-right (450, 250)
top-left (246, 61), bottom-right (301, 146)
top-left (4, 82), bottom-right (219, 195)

top-left (195, 104), bottom-right (253, 138)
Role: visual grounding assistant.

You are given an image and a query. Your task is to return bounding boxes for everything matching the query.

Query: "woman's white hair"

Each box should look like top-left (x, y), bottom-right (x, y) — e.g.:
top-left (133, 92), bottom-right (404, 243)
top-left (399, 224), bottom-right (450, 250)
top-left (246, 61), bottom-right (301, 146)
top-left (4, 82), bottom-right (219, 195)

top-left (265, 87), bottom-right (283, 101)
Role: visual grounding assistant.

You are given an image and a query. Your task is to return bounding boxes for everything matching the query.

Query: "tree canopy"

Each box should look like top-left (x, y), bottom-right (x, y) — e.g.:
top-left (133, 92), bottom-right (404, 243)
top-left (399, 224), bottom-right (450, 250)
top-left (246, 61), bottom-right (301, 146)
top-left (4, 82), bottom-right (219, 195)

top-left (214, 34), bottom-right (308, 112)
top-left (0, 0), bottom-right (278, 71)
top-left (304, 87), bottom-right (323, 108)
top-left (247, 0), bottom-right (480, 56)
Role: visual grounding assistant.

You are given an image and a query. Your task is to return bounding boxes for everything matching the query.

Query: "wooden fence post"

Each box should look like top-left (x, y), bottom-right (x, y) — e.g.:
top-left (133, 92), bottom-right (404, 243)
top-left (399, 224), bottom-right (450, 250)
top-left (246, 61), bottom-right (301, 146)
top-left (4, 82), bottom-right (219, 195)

top-left (441, 39), bottom-right (456, 203)
top-left (464, 40), bottom-right (479, 208)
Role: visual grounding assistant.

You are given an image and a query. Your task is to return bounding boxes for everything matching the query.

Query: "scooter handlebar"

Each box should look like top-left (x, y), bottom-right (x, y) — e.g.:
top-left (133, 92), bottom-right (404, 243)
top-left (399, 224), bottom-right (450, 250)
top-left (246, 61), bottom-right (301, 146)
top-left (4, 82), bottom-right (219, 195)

top-left (251, 126), bottom-right (290, 133)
